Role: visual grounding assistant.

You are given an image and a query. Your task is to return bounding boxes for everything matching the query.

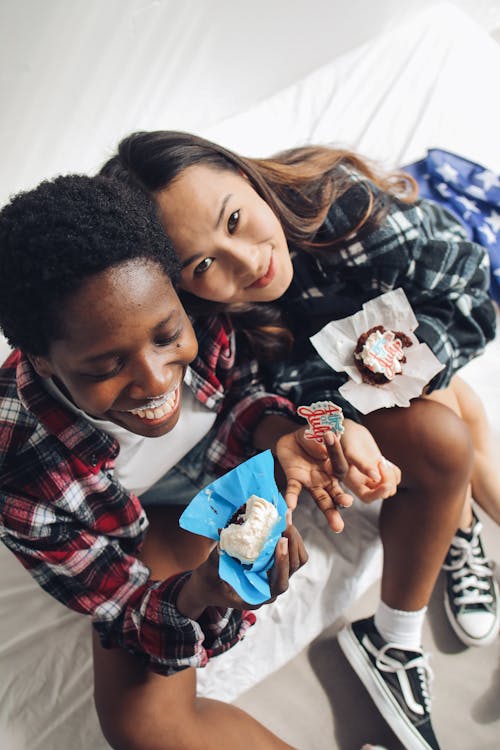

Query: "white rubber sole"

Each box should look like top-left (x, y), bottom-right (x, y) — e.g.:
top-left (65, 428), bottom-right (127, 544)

top-left (337, 626), bottom-right (436, 750)
top-left (444, 576), bottom-right (500, 648)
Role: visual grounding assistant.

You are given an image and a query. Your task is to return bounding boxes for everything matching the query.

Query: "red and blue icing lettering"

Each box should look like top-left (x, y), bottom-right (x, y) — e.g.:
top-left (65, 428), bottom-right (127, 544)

top-left (297, 401), bottom-right (344, 443)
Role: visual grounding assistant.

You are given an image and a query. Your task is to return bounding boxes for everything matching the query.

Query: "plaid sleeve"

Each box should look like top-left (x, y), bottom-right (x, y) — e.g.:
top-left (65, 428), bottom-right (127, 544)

top-left (270, 183), bottom-right (496, 407)
top-left (209, 358), bottom-right (298, 473)
top-left (263, 354), bottom-right (362, 424)
top-left (0, 492), bottom-right (253, 675)
top-left (327, 187), bottom-right (497, 391)
top-left (390, 201), bottom-right (497, 390)
top-left (191, 315), bottom-right (297, 472)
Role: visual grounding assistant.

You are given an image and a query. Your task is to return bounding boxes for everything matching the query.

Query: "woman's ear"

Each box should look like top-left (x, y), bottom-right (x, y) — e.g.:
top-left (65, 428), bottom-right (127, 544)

top-left (28, 354), bottom-right (54, 378)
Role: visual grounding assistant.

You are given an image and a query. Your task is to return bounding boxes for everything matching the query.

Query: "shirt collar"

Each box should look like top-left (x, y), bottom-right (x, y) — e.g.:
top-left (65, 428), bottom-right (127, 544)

top-left (16, 352), bottom-right (117, 469)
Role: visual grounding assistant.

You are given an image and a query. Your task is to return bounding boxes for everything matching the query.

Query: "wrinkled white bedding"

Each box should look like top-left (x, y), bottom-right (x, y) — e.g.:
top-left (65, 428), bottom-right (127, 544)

top-left (1, 4), bottom-right (500, 748)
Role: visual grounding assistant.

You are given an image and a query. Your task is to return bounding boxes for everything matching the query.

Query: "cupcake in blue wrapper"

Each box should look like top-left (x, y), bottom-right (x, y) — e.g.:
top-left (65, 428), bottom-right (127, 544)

top-left (179, 450), bottom-right (287, 604)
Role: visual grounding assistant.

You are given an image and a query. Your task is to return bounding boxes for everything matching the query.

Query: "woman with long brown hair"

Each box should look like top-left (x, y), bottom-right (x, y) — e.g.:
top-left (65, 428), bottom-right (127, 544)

top-left (101, 130), bottom-right (499, 750)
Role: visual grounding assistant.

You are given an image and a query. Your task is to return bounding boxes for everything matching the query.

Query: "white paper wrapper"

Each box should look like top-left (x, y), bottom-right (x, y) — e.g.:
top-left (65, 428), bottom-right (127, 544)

top-left (309, 288), bottom-right (444, 414)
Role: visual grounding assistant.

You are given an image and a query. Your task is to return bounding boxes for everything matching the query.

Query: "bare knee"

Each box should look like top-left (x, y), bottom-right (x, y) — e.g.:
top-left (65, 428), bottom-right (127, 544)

top-left (97, 709), bottom-right (185, 750)
top-left (93, 633), bottom-right (198, 750)
top-left (95, 684), bottom-right (197, 750)
top-left (410, 398), bottom-right (472, 476)
top-left (365, 398), bottom-right (473, 486)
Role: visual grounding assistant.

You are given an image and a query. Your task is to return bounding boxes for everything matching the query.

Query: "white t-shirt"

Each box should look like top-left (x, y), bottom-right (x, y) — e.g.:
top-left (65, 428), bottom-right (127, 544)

top-left (44, 379), bottom-right (216, 496)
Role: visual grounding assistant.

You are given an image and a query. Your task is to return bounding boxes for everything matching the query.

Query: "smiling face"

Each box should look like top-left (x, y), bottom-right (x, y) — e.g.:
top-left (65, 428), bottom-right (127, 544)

top-left (155, 164), bottom-right (294, 304)
top-left (30, 260), bottom-right (198, 438)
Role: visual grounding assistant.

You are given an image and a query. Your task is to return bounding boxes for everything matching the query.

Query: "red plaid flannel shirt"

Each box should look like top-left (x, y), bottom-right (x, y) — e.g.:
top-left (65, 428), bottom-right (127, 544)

top-left (0, 314), bottom-right (294, 675)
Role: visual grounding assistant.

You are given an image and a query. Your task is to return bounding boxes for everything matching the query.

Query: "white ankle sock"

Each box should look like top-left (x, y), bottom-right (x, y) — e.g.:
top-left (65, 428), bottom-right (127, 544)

top-left (374, 600), bottom-right (427, 650)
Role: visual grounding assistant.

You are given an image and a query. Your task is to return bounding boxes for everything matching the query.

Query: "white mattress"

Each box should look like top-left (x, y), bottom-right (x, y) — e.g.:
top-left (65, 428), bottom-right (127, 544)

top-left (1, 4), bottom-right (500, 748)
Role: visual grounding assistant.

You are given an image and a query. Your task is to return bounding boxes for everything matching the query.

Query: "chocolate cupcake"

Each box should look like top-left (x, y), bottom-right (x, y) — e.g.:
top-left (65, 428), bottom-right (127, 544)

top-left (354, 325), bottom-right (413, 385)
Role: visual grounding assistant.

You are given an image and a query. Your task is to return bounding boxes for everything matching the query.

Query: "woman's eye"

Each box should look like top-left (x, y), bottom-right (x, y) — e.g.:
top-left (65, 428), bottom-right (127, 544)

top-left (155, 328), bottom-right (181, 347)
top-left (85, 364), bottom-right (122, 382)
top-left (194, 257), bottom-right (214, 276)
top-left (227, 210), bottom-right (240, 234)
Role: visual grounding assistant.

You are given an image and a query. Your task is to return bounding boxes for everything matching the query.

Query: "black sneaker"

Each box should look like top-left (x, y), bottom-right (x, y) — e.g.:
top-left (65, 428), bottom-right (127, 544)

top-left (443, 513), bottom-right (499, 647)
top-left (337, 617), bottom-right (440, 750)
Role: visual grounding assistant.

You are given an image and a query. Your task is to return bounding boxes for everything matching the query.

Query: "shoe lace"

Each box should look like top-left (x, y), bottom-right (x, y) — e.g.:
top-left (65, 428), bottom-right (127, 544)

top-left (443, 520), bottom-right (494, 605)
top-left (374, 643), bottom-right (433, 712)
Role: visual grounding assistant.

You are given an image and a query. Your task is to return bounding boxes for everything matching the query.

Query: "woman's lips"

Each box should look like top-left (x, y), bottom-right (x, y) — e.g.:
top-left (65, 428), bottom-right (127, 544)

top-left (247, 254), bottom-right (276, 289)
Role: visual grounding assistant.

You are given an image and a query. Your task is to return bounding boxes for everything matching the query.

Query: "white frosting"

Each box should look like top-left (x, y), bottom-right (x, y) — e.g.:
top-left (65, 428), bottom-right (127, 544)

top-left (219, 495), bottom-right (279, 564)
top-left (355, 329), bottom-right (405, 379)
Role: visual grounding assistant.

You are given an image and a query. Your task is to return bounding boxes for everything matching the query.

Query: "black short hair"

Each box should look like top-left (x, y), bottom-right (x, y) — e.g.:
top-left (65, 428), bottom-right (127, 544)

top-left (0, 174), bottom-right (180, 355)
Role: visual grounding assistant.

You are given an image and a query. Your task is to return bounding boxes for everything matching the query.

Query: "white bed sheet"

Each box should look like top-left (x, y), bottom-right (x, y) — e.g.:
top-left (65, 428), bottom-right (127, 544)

top-left (1, 4), bottom-right (500, 748)
top-left (204, 2), bottom-right (500, 173)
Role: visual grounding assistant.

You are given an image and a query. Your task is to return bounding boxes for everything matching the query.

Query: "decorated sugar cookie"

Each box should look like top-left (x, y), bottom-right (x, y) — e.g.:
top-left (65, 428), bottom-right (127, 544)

top-left (297, 400), bottom-right (344, 443)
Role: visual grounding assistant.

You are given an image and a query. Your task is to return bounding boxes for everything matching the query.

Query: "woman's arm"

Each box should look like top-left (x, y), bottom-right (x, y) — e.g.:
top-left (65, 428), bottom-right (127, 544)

top-left (341, 190), bottom-right (497, 390)
top-left (0, 489), bottom-right (249, 675)
top-left (190, 314), bottom-right (298, 473)
top-left (404, 203), bottom-right (497, 389)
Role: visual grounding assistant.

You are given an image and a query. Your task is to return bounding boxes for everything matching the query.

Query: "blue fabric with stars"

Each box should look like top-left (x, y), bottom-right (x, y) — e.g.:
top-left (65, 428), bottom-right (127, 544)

top-left (404, 148), bottom-right (500, 304)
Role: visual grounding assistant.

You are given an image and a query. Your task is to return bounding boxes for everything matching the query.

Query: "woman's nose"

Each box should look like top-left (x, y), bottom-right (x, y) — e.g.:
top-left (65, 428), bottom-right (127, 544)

top-left (231, 242), bottom-right (261, 277)
top-left (127, 351), bottom-right (176, 399)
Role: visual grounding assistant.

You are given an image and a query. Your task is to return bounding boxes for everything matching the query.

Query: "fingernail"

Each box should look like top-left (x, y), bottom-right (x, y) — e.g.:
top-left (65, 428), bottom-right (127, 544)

top-left (324, 430), bottom-right (334, 446)
top-left (368, 470), bottom-right (381, 481)
top-left (286, 508), bottom-right (293, 526)
top-left (279, 537), bottom-right (289, 555)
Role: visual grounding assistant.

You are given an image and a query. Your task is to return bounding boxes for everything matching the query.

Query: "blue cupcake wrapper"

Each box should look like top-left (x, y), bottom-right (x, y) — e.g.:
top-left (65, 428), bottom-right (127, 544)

top-left (179, 450), bottom-right (287, 604)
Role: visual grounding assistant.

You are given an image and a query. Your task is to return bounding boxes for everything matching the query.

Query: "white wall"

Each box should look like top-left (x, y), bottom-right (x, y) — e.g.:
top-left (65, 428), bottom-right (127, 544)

top-left (1, 0), bottom-right (499, 206)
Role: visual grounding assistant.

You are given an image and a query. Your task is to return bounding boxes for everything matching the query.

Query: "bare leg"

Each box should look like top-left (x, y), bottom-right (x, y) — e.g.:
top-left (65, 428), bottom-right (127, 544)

top-left (424, 381), bottom-right (474, 529)
top-left (93, 505), bottom-right (296, 750)
top-left (429, 376), bottom-right (500, 526)
top-left (364, 398), bottom-right (472, 610)
top-left (420, 382), bottom-right (499, 649)
top-left (337, 400), bottom-right (473, 750)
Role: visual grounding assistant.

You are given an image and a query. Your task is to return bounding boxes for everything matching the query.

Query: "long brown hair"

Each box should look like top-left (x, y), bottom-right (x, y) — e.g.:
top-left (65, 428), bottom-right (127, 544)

top-left (100, 131), bottom-right (417, 359)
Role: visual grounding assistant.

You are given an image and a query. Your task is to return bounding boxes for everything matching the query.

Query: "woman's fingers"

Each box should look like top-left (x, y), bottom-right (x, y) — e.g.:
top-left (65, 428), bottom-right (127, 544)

top-left (284, 478), bottom-right (302, 510)
top-left (269, 536), bottom-right (290, 595)
top-left (309, 485), bottom-right (349, 532)
top-left (280, 523), bottom-right (308, 571)
top-left (324, 430), bottom-right (349, 480)
top-left (287, 522), bottom-right (308, 568)
top-left (344, 460), bottom-right (399, 503)
top-left (348, 457), bottom-right (382, 483)
top-left (268, 524), bottom-right (308, 596)
top-left (194, 522), bottom-right (308, 611)
top-left (371, 458), bottom-right (400, 496)
top-left (354, 457), bottom-right (401, 502)
top-left (386, 458), bottom-right (402, 486)
top-left (325, 508), bottom-right (345, 533)
top-left (332, 483), bottom-right (354, 508)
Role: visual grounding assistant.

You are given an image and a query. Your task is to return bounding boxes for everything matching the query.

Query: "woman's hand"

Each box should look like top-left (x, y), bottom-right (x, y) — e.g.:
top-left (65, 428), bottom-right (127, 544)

top-left (275, 427), bottom-right (353, 532)
top-left (176, 520), bottom-right (308, 618)
top-left (341, 419), bottom-right (401, 503)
